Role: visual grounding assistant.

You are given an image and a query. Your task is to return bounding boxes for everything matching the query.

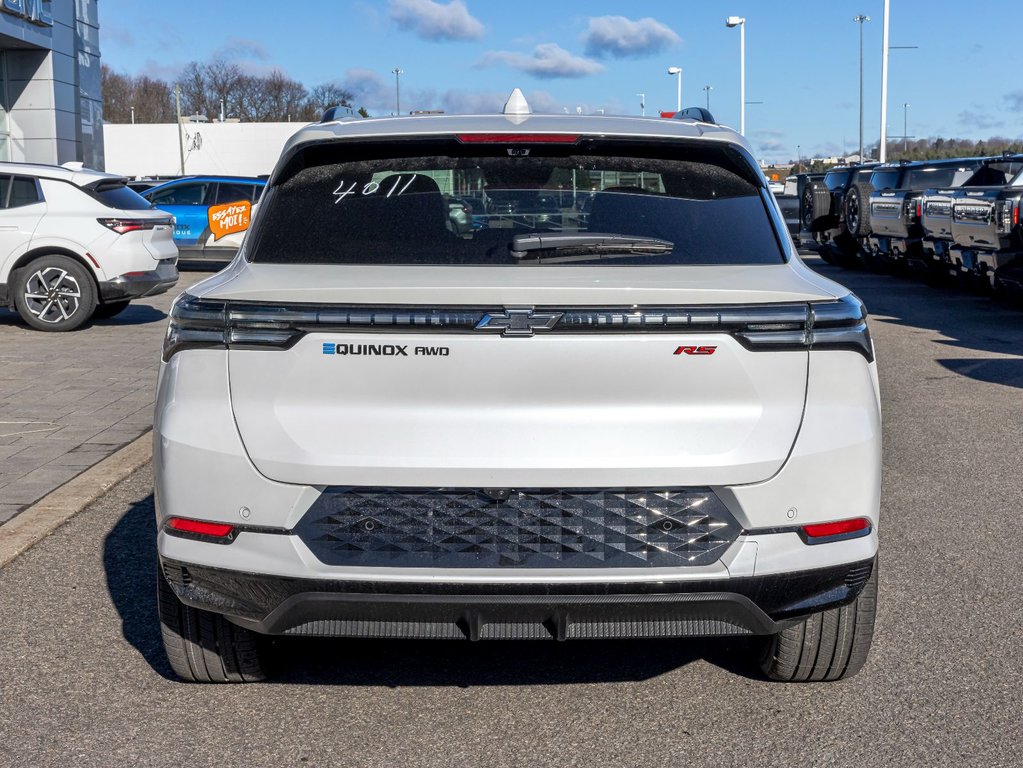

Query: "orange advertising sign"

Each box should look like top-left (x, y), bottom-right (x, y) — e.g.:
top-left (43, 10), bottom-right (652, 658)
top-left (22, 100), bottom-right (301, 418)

top-left (208, 200), bottom-right (252, 241)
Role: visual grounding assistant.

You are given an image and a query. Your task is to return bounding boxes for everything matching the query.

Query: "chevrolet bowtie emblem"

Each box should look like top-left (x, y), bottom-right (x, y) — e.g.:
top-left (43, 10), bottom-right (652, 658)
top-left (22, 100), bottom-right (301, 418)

top-left (474, 308), bottom-right (564, 337)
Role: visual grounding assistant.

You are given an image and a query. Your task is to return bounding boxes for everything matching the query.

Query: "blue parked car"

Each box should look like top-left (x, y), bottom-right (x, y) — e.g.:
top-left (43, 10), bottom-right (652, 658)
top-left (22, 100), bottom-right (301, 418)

top-left (142, 176), bottom-right (266, 262)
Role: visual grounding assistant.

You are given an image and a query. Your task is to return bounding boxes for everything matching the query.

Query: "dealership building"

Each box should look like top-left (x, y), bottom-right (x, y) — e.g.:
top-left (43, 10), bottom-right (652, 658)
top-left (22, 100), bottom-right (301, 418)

top-left (0, 0), bottom-right (102, 168)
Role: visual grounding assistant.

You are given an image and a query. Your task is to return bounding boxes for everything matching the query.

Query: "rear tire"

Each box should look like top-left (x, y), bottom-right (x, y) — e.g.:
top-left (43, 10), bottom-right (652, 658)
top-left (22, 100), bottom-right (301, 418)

top-left (92, 300), bottom-right (131, 320)
top-left (761, 559), bottom-right (878, 682)
top-left (13, 254), bottom-right (97, 331)
top-left (157, 566), bottom-right (269, 683)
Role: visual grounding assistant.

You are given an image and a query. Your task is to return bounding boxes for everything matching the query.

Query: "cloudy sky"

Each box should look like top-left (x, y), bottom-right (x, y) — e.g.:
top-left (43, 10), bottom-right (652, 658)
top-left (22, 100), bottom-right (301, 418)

top-left (100, 0), bottom-right (1020, 163)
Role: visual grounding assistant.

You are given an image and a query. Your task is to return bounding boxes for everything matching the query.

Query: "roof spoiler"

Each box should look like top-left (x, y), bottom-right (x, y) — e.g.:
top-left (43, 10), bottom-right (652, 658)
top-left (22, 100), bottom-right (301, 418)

top-left (672, 106), bottom-right (717, 124)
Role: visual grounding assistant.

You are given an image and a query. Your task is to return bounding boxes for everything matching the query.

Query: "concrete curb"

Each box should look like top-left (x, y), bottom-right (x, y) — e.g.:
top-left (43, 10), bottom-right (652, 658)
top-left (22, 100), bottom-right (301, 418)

top-left (0, 431), bottom-right (153, 569)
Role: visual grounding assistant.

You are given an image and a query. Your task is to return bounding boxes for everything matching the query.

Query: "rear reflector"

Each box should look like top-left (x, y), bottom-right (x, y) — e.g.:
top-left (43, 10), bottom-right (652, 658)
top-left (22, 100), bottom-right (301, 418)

top-left (456, 133), bottom-right (579, 144)
top-left (167, 517), bottom-right (235, 539)
top-left (801, 517), bottom-right (871, 544)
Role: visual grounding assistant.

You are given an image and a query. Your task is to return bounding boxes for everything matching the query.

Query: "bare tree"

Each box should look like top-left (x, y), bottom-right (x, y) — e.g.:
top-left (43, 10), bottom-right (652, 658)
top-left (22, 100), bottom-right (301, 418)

top-left (103, 60), bottom-right (370, 124)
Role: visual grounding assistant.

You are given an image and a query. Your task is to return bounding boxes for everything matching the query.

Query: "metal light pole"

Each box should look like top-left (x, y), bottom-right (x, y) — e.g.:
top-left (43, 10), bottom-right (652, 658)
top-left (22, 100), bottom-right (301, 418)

top-left (703, 85), bottom-right (713, 110)
top-left (636, 93), bottom-right (645, 117)
top-left (725, 17), bottom-right (746, 135)
top-left (879, 0), bottom-right (890, 162)
top-left (392, 67), bottom-right (403, 115)
top-left (667, 67), bottom-right (682, 112)
top-left (903, 103), bottom-right (910, 153)
top-left (854, 14), bottom-right (870, 162)
top-left (797, 144), bottom-right (801, 171)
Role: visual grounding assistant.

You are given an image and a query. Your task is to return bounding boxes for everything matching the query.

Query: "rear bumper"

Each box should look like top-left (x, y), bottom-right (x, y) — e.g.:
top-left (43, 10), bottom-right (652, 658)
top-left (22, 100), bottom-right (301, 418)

top-left (99, 260), bottom-right (179, 301)
top-left (160, 556), bottom-right (876, 639)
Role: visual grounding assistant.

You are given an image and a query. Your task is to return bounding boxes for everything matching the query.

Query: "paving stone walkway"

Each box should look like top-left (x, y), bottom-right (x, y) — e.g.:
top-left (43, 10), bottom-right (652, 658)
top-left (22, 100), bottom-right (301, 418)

top-left (0, 271), bottom-right (209, 523)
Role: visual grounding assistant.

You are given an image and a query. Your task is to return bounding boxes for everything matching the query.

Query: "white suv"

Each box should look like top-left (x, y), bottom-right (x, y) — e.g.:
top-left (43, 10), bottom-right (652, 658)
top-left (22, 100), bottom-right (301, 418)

top-left (155, 93), bottom-right (881, 683)
top-left (0, 162), bottom-right (178, 331)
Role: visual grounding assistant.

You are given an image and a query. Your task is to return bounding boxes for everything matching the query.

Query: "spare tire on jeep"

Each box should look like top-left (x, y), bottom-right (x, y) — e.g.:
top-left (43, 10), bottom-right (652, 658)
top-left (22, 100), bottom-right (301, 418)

top-left (844, 181), bottom-right (874, 237)
top-left (802, 181), bottom-right (835, 232)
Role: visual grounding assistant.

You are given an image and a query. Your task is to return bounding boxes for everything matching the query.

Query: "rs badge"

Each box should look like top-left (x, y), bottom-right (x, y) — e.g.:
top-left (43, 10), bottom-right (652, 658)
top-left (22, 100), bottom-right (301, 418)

top-left (674, 345), bottom-right (717, 356)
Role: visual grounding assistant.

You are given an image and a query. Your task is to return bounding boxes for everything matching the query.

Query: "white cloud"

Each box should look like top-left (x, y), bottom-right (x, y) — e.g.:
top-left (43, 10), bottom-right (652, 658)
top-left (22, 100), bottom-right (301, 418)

top-left (583, 16), bottom-right (680, 59)
top-left (757, 139), bottom-right (787, 153)
top-left (477, 43), bottom-right (604, 79)
top-left (388, 0), bottom-right (484, 41)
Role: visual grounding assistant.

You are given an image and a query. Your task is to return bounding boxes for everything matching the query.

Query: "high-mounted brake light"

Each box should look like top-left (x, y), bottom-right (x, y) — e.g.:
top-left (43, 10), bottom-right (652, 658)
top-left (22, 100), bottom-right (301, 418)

top-left (455, 134), bottom-right (579, 144)
top-left (166, 517), bottom-right (235, 541)
top-left (801, 517), bottom-right (871, 544)
top-left (98, 217), bottom-right (172, 235)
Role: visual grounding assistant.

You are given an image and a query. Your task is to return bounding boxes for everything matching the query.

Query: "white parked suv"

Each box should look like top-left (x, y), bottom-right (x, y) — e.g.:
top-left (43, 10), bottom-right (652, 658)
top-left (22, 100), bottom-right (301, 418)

top-left (0, 162), bottom-right (178, 331)
top-left (155, 92), bottom-right (881, 683)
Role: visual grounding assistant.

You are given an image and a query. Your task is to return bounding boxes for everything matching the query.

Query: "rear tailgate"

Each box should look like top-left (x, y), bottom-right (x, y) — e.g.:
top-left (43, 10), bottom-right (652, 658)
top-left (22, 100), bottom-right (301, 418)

top-left (951, 188), bottom-right (1002, 250)
top-left (922, 189), bottom-right (958, 240)
top-left (221, 265), bottom-right (823, 489)
top-left (228, 327), bottom-right (807, 488)
top-left (869, 190), bottom-right (912, 238)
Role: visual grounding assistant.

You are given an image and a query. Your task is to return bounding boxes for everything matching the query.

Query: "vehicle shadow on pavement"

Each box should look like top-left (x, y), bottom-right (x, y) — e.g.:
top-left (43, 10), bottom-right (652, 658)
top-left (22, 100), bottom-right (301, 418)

top-left (102, 495), bottom-right (768, 686)
top-left (266, 635), bottom-right (766, 687)
top-left (936, 358), bottom-right (1023, 389)
top-left (91, 305), bottom-right (167, 326)
top-left (102, 493), bottom-right (177, 681)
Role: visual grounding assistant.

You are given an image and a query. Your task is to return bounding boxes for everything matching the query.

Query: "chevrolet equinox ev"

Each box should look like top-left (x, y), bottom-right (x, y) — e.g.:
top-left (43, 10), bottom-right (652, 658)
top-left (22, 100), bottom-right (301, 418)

top-left (154, 92), bottom-right (881, 683)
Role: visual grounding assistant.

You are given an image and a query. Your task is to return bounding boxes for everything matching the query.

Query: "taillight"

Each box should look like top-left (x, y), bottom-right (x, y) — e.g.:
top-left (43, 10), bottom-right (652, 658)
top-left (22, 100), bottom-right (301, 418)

top-left (98, 217), bottom-right (172, 234)
top-left (163, 293), bottom-right (307, 361)
top-left (800, 517), bottom-right (872, 544)
top-left (162, 293), bottom-right (874, 362)
top-left (165, 517), bottom-right (236, 542)
top-left (916, 201), bottom-right (922, 220)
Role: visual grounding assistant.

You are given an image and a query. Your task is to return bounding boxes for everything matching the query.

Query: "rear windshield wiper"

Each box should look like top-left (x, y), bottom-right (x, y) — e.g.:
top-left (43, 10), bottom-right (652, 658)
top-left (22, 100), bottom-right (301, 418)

top-left (510, 232), bottom-right (674, 263)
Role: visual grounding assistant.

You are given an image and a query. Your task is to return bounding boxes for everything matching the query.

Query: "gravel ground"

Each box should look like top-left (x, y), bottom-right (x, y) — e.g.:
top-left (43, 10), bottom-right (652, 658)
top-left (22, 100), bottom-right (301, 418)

top-left (0, 257), bottom-right (1021, 767)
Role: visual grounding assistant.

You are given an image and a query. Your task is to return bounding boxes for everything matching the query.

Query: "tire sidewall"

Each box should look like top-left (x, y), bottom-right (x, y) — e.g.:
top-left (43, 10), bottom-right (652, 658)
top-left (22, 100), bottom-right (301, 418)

top-left (13, 254), bottom-right (98, 332)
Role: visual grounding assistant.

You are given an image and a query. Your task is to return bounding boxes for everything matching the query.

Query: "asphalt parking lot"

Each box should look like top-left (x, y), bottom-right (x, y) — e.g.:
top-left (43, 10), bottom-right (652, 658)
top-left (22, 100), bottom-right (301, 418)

top-left (1, 257), bottom-right (1022, 767)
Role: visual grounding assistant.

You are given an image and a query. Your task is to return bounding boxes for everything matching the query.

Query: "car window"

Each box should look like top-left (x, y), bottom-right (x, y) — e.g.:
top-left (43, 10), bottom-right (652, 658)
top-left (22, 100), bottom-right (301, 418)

top-left (216, 182), bottom-right (257, 204)
top-left (92, 183), bottom-right (154, 210)
top-left (252, 184), bottom-right (264, 202)
top-left (251, 139), bottom-right (784, 267)
top-left (906, 168), bottom-right (958, 190)
top-left (0, 176), bottom-right (9, 208)
top-left (824, 171), bottom-right (851, 191)
top-left (148, 182), bottom-right (213, 206)
top-left (869, 171), bottom-right (900, 191)
top-left (8, 177), bottom-right (41, 208)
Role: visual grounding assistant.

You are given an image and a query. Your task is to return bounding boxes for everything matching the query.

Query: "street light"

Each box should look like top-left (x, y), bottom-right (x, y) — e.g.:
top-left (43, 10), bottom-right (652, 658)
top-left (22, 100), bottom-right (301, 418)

top-left (797, 144), bottom-right (801, 171)
top-left (391, 67), bottom-right (403, 115)
top-left (703, 85), bottom-right (713, 110)
top-left (667, 67), bottom-right (682, 112)
top-left (636, 92), bottom-right (645, 117)
top-left (725, 16), bottom-right (746, 135)
top-left (853, 14), bottom-right (870, 162)
top-left (903, 102), bottom-right (910, 153)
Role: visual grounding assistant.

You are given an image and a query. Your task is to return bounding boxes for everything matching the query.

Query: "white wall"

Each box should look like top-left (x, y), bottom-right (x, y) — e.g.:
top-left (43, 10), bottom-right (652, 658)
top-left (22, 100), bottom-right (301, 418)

top-left (102, 122), bottom-right (307, 177)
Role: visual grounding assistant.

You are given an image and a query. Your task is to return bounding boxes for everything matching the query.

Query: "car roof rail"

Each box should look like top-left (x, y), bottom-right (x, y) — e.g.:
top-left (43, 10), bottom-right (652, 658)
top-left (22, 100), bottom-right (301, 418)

top-left (320, 104), bottom-right (358, 123)
top-left (672, 106), bottom-right (716, 124)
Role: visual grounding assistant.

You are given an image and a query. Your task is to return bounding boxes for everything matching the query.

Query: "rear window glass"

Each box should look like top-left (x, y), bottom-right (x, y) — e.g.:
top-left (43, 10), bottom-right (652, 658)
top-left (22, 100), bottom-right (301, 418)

top-left (869, 171), bottom-right (901, 191)
top-left (824, 171), bottom-right (851, 191)
top-left (93, 183), bottom-right (153, 210)
top-left (251, 139), bottom-right (783, 266)
top-left (906, 167), bottom-right (959, 190)
top-left (966, 163), bottom-right (1023, 187)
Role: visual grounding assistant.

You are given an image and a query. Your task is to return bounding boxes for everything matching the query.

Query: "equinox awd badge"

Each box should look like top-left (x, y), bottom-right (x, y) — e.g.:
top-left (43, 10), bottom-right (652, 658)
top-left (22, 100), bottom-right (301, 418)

top-left (322, 343), bottom-right (449, 356)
